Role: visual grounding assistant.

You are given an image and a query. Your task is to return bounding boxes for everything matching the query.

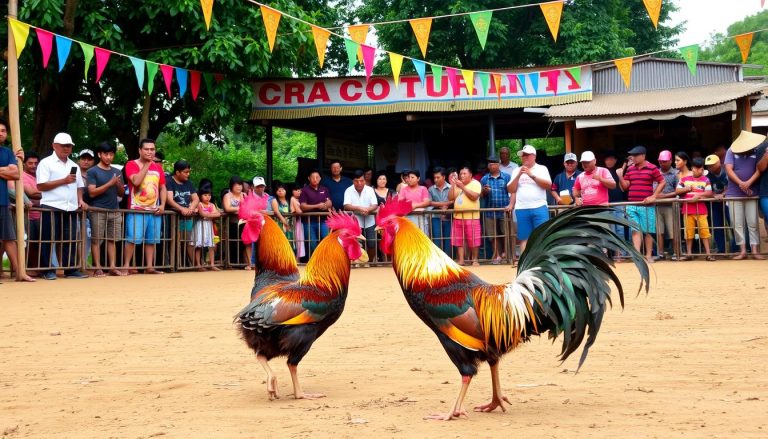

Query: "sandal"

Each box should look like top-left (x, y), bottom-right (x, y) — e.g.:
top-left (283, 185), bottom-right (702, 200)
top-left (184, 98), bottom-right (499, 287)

top-left (93, 269), bottom-right (106, 278)
top-left (109, 269), bottom-right (127, 276)
top-left (145, 269), bottom-right (165, 274)
top-left (732, 254), bottom-right (747, 260)
top-left (677, 256), bottom-right (689, 261)
top-left (705, 256), bottom-right (716, 261)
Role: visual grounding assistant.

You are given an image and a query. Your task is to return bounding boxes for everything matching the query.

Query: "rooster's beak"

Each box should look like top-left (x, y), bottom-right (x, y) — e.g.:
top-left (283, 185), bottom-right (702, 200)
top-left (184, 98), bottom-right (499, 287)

top-left (356, 234), bottom-right (366, 241)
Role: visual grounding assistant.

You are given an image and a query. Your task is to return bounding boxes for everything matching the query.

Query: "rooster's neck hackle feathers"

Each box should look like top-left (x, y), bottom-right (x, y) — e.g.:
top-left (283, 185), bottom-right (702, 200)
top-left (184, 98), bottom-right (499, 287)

top-left (392, 219), bottom-right (469, 291)
top-left (257, 216), bottom-right (298, 275)
top-left (301, 231), bottom-right (349, 294)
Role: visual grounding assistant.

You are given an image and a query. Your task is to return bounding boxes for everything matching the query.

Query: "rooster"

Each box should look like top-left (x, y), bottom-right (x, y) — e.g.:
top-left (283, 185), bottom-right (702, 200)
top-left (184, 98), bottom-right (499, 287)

top-left (235, 206), bottom-right (366, 400)
top-left (376, 198), bottom-right (649, 420)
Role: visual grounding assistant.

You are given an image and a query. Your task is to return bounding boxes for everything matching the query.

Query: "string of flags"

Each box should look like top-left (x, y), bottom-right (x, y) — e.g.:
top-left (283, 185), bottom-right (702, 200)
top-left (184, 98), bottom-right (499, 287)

top-left (7, 17), bottom-right (225, 101)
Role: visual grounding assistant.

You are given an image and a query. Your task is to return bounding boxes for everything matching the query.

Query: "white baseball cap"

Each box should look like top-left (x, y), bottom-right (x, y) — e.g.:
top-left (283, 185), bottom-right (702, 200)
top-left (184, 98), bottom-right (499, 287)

top-left (53, 132), bottom-right (75, 146)
top-left (252, 176), bottom-right (266, 187)
top-left (563, 152), bottom-right (578, 162)
top-left (580, 151), bottom-right (596, 162)
top-left (77, 149), bottom-right (95, 158)
top-left (517, 144), bottom-right (537, 157)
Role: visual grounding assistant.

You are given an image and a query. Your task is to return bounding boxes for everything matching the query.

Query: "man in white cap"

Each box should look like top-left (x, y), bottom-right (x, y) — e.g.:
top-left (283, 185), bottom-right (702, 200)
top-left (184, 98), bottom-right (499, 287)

top-left (507, 145), bottom-right (551, 257)
top-left (550, 152), bottom-right (581, 206)
top-left (655, 150), bottom-right (678, 260)
top-left (573, 150), bottom-right (615, 206)
top-left (36, 132), bottom-right (89, 279)
top-left (724, 130), bottom-right (764, 260)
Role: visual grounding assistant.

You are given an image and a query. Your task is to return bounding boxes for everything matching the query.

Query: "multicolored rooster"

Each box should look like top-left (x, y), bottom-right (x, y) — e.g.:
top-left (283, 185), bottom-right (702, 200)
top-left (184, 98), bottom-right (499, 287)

top-left (235, 198), bottom-right (366, 399)
top-left (376, 198), bottom-right (649, 420)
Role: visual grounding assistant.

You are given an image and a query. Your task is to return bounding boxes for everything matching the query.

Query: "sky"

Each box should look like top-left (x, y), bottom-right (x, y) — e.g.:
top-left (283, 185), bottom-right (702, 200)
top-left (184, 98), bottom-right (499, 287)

top-left (670, 0), bottom-right (765, 46)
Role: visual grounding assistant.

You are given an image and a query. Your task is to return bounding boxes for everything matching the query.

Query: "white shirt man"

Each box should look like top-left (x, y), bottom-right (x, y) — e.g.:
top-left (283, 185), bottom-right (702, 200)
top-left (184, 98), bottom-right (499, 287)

top-left (343, 172), bottom-right (378, 229)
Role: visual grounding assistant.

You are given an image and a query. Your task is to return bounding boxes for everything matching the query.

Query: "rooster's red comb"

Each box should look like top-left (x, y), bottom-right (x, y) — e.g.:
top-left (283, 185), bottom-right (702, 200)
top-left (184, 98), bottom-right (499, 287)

top-left (239, 192), bottom-right (268, 220)
top-left (376, 196), bottom-right (413, 226)
top-left (326, 211), bottom-right (362, 235)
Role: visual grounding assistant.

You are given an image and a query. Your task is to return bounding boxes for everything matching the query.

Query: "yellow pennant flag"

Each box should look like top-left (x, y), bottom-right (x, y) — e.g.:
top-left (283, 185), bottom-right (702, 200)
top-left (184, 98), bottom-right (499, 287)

top-left (348, 24), bottom-right (369, 63)
top-left (311, 26), bottom-right (330, 68)
top-left (614, 57), bottom-right (634, 89)
top-left (643, 0), bottom-right (662, 29)
top-left (461, 69), bottom-right (475, 96)
top-left (200, 0), bottom-right (214, 30)
top-left (260, 5), bottom-right (282, 53)
top-left (9, 18), bottom-right (31, 58)
top-left (389, 52), bottom-right (404, 88)
top-left (734, 32), bottom-right (754, 64)
top-left (409, 17), bottom-right (432, 58)
top-left (539, 1), bottom-right (564, 41)
top-left (492, 73), bottom-right (503, 101)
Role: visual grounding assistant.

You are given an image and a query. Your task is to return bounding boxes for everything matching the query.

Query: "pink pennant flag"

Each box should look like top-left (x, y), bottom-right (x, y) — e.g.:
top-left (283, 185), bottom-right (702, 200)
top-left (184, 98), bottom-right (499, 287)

top-left (541, 70), bottom-right (561, 95)
top-left (506, 73), bottom-right (519, 93)
top-left (35, 28), bottom-right (54, 69)
top-left (94, 48), bottom-right (111, 83)
top-left (190, 71), bottom-right (201, 101)
top-left (361, 45), bottom-right (376, 81)
top-left (160, 64), bottom-right (174, 96)
top-left (445, 67), bottom-right (459, 96)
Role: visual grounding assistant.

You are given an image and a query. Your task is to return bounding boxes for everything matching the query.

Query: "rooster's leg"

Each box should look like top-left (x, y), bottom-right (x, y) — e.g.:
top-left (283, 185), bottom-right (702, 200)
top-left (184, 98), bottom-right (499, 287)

top-left (474, 362), bottom-right (511, 412)
top-left (287, 363), bottom-right (325, 399)
top-left (424, 375), bottom-right (472, 421)
top-left (257, 355), bottom-right (279, 400)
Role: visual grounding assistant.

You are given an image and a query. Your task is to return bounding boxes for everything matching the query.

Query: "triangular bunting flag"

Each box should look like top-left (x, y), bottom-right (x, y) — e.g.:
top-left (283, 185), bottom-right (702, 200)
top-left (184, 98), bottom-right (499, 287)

top-left (203, 73), bottom-right (215, 97)
top-left (79, 43), bottom-right (95, 80)
top-left (348, 24), bottom-right (369, 63)
top-left (35, 29), bottom-right (54, 69)
top-left (260, 5), bottom-right (282, 53)
top-left (566, 66), bottom-right (581, 86)
top-left (176, 68), bottom-right (188, 97)
top-left (461, 69), bottom-right (475, 96)
top-left (361, 45), bottom-right (376, 81)
top-left (344, 39), bottom-right (359, 72)
top-left (539, 1), bottom-right (564, 41)
top-left (643, 0), bottom-right (662, 29)
top-left (506, 74), bottom-right (519, 94)
top-left (311, 26), bottom-right (330, 68)
top-left (94, 48), bottom-right (111, 83)
top-left (477, 71), bottom-right (490, 95)
top-left (409, 18), bottom-right (432, 58)
top-left (614, 57), bottom-right (634, 89)
top-left (190, 71), bottom-right (202, 101)
top-left (541, 70), bottom-right (560, 95)
top-left (679, 44), bottom-right (699, 76)
top-left (445, 67), bottom-right (459, 96)
top-left (412, 59), bottom-right (426, 86)
top-left (527, 72), bottom-right (539, 94)
top-left (734, 33), bottom-right (754, 64)
top-left (146, 62), bottom-right (159, 95)
top-left (128, 57), bottom-right (145, 91)
top-left (160, 64), bottom-right (174, 97)
top-left (430, 65), bottom-right (443, 93)
top-left (200, 0), bottom-right (214, 30)
top-left (492, 73), bottom-right (503, 101)
top-left (389, 52), bottom-right (404, 88)
top-left (9, 18), bottom-right (30, 58)
top-left (469, 11), bottom-right (493, 50)
top-left (55, 35), bottom-right (73, 72)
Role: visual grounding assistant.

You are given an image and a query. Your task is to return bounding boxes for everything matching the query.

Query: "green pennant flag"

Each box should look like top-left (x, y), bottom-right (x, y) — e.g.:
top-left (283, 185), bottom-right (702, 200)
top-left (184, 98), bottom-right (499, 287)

top-left (146, 62), bottom-right (159, 95)
top-left (344, 39), bottom-right (359, 72)
top-left (469, 11), bottom-right (493, 50)
top-left (203, 73), bottom-right (215, 97)
top-left (567, 66), bottom-right (581, 86)
top-left (79, 42), bottom-right (94, 80)
top-left (680, 44), bottom-right (699, 76)
top-left (430, 64), bottom-right (443, 92)
top-left (476, 71), bottom-right (490, 95)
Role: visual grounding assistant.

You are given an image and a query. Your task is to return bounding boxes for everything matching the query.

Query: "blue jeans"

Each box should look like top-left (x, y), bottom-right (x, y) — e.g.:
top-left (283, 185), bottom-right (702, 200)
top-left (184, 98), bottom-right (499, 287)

top-left (709, 200), bottom-right (734, 253)
top-left (431, 217), bottom-right (452, 255)
top-left (303, 216), bottom-right (329, 256)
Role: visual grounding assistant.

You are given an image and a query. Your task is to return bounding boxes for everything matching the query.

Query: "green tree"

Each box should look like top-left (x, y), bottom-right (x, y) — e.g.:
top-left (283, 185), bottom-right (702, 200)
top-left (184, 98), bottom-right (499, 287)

top-left (701, 10), bottom-right (768, 76)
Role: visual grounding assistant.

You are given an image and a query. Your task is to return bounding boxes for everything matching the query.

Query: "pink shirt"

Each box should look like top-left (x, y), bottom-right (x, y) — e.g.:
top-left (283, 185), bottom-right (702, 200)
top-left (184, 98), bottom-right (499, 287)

top-left (573, 167), bottom-right (611, 206)
top-left (397, 185), bottom-right (429, 209)
top-left (22, 172), bottom-right (41, 220)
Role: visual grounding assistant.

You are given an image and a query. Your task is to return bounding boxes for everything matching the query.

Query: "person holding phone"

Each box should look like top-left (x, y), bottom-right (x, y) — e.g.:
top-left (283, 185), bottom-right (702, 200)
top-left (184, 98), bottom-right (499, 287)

top-left (36, 132), bottom-right (89, 280)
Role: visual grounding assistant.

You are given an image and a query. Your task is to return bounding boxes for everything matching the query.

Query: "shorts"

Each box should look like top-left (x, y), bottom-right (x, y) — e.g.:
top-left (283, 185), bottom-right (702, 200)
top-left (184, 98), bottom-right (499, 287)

top-left (482, 215), bottom-right (506, 238)
top-left (178, 218), bottom-right (194, 232)
top-left (89, 210), bottom-right (123, 244)
top-left (684, 214), bottom-right (711, 240)
top-left (626, 205), bottom-right (656, 234)
top-left (451, 219), bottom-right (481, 248)
top-left (0, 206), bottom-right (16, 241)
top-left (125, 212), bottom-right (162, 244)
top-left (362, 225), bottom-right (376, 249)
top-left (515, 206), bottom-right (549, 241)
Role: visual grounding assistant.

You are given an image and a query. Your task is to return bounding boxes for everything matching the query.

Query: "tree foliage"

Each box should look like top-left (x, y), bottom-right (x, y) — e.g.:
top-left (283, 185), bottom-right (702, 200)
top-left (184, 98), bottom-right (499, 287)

top-left (701, 10), bottom-right (768, 76)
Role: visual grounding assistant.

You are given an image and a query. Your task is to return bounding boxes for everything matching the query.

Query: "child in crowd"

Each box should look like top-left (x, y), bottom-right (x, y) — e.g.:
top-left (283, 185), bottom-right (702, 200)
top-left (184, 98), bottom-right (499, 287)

top-left (192, 184), bottom-right (222, 270)
top-left (675, 157), bottom-right (714, 261)
top-left (289, 184), bottom-right (305, 259)
top-left (270, 182), bottom-right (294, 247)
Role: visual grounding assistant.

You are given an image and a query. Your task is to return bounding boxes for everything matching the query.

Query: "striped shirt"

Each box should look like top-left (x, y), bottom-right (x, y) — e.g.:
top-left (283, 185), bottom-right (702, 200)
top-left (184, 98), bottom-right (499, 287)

top-left (624, 162), bottom-right (663, 201)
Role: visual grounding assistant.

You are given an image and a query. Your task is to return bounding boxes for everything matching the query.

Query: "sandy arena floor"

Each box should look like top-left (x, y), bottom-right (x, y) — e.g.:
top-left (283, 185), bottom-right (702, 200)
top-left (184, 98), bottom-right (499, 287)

top-left (1, 261), bottom-right (767, 438)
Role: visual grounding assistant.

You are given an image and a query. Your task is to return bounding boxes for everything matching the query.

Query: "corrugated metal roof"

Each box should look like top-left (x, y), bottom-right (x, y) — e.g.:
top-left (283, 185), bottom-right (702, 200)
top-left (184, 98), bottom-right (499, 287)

top-left (594, 57), bottom-right (742, 94)
top-left (545, 82), bottom-right (765, 118)
top-left (752, 95), bottom-right (768, 113)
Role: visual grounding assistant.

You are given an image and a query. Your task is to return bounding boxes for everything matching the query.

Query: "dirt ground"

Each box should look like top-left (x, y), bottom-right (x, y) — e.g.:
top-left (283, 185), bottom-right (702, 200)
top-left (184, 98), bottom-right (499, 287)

top-left (1, 261), bottom-right (767, 438)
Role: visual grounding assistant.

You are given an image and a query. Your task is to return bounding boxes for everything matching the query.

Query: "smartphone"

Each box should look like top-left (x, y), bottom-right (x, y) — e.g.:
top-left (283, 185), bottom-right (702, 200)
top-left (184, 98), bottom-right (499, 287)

top-left (70, 166), bottom-right (78, 174)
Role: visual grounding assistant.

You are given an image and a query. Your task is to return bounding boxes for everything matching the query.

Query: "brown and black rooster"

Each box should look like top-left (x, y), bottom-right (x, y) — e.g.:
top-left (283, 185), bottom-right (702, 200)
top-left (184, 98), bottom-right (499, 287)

top-left (235, 197), bottom-right (366, 399)
top-left (376, 198), bottom-right (649, 420)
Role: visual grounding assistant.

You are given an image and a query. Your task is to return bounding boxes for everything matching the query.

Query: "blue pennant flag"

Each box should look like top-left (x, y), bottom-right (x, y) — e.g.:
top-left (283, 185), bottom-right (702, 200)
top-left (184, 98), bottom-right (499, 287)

top-left (176, 68), bottom-right (188, 97)
top-left (412, 59), bottom-right (426, 86)
top-left (55, 35), bottom-right (72, 72)
top-left (527, 72), bottom-right (539, 94)
top-left (128, 57), bottom-right (145, 91)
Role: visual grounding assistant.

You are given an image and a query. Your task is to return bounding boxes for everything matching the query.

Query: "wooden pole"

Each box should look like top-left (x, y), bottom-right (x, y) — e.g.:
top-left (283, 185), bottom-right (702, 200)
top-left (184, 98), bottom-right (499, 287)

top-left (7, 0), bottom-right (28, 278)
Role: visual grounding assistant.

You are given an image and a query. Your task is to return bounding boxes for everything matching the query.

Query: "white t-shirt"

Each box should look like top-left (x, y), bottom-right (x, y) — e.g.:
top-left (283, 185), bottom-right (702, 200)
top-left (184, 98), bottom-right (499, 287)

top-left (343, 185), bottom-right (377, 228)
top-left (508, 164), bottom-right (551, 210)
top-left (500, 162), bottom-right (519, 177)
top-left (37, 153), bottom-right (84, 211)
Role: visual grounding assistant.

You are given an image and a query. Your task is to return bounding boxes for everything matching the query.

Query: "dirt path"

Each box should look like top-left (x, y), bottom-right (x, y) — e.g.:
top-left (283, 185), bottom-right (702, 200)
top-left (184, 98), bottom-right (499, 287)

top-left (1, 261), bottom-right (767, 438)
